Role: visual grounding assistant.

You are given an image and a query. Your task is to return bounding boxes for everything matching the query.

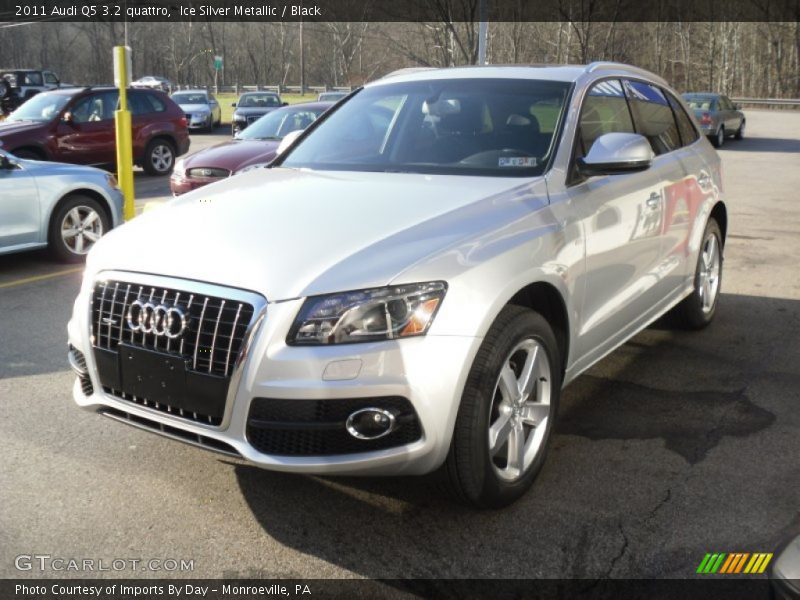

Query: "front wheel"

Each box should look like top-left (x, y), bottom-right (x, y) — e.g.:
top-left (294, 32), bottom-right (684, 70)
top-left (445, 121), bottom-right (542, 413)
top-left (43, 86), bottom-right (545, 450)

top-left (711, 126), bottom-right (725, 148)
top-left (441, 306), bottom-right (561, 508)
top-left (49, 195), bottom-right (110, 262)
top-left (669, 218), bottom-right (723, 329)
top-left (143, 138), bottom-right (175, 176)
top-left (735, 120), bottom-right (745, 140)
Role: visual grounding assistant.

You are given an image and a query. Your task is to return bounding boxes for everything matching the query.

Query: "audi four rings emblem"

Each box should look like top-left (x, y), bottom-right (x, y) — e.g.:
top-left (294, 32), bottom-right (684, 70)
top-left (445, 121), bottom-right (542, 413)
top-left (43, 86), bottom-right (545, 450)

top-left (126, 299), bottom-right (188, 338)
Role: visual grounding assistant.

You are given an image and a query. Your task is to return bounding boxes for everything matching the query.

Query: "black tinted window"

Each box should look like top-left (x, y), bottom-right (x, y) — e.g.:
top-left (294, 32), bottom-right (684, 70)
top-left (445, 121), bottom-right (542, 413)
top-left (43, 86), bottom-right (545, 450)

top-left (624, 80), bottom-right (681, 155)
top-left (71, 91), bottom-right (119, 123)
top-left (578, 79), bottom-right (635, 155)
top-left (128, 91), bottom-right (151, 115)
top-left (666, 92), bottom-right (699, 146)
top-left (146, 93), bottom-right (166, 112)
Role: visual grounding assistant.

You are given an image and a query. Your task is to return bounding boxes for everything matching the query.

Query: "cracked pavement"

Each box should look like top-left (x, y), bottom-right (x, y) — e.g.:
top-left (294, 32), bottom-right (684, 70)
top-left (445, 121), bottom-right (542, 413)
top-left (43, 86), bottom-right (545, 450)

top-left (1, 110), bottom-right (799, 580)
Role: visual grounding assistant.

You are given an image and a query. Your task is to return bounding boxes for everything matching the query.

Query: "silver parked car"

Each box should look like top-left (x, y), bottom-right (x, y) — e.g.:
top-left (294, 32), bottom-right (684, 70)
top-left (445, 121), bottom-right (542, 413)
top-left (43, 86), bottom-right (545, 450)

top-left (0, 148), bottom-right (123, 261)
top-left (171, 89), bottom-right (221, 132)
top-left (682, 92), bottom-right (745, 147)
top-left (68, 63), bottom-right (726, 507)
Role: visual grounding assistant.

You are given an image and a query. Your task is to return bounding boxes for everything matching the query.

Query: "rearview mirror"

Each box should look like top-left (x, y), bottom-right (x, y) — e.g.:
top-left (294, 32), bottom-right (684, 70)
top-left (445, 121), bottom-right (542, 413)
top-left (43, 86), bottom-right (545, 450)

top-left (276, 129), bottom-right (303, 156)
top-left (577, 132), bottom-right (654, 176)
top-left (231, 102), bottom-right (237, 107)
top-left (282, 102), bottom-right (288, 106)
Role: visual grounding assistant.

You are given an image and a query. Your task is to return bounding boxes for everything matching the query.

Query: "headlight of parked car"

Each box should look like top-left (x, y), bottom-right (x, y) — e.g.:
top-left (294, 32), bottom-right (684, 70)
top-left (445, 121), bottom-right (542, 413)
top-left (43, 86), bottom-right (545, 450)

top-left (234, 163), bottom-right (268, 175)
top-left (288, 282), bottom-right (447, 345)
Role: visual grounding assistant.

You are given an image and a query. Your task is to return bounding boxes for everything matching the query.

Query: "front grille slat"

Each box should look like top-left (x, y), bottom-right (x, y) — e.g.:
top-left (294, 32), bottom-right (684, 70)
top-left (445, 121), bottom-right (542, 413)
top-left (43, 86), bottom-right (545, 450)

top-left (91, 279), bottom-right (258, 426)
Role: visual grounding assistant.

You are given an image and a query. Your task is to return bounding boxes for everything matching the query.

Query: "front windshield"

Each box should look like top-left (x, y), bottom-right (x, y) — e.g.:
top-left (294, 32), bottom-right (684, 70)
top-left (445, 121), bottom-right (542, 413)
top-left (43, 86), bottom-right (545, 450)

top-left (239, 93), bottom-right (280, 107)
top-left (7, 92), bottom-right (71, 122)
top-left (281, 78), bottom-right (571, 176)
top-left (172, 93), bottom-right (207, 105)
top-left (238, 106), bottom-right (325, 141)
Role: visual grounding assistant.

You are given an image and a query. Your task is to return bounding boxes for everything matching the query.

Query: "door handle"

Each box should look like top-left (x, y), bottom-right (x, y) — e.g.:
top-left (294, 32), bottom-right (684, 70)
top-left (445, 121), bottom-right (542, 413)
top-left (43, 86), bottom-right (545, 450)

top-left (646, 192), bottom-right (660, 209)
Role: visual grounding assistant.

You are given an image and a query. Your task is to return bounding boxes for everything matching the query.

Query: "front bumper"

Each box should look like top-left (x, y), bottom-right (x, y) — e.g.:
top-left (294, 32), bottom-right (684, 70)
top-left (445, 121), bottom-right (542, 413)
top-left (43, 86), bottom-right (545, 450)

top-left (169, 173), bottom-right (224, 195)
top-left (68, 272), bottom-right (479, 476)
top-left (186, 114), bottom-right (212, 129)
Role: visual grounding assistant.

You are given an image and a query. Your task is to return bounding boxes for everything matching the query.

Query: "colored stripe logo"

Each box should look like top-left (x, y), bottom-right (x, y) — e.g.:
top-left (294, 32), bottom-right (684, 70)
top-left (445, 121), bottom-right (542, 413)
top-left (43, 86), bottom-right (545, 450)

top-left (697, 553), bottom-right (773, 574)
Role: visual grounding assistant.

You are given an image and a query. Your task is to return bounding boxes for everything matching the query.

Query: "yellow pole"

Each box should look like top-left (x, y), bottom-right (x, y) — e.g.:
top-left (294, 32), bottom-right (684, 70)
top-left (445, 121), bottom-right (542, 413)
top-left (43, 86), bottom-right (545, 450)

top-left (114, 46), bottom-right (135, 221)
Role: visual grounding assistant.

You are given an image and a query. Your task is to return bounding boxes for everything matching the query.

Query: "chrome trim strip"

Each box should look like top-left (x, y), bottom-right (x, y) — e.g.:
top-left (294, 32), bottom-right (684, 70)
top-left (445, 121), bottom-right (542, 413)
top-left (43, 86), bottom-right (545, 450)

top-left (224, 303), bottom-right (243, 376)
top-left (208, 299), bottom-right (225, 373)
top-left (193, 297), bottom-right (209, 370)
top-left (99, 410), bottom-right (241, 458)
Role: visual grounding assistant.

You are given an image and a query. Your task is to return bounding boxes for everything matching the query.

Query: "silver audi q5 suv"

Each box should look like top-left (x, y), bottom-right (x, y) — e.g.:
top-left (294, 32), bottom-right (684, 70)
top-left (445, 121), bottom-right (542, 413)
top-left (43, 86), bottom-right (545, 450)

top-left (68, 63), bottom-right (726, 507)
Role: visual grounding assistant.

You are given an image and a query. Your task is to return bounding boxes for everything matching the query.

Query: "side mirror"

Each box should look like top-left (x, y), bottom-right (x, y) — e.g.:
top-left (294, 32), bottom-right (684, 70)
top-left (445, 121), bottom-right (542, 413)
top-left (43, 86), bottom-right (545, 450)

top-left (577, 132), bottom-right (654, 177)
top-left (282, 102), bottom-right (288, 106)
top-left (231, 102), bottom-right (237, 107)
top-left (276, 129), bottom-right (303, 156)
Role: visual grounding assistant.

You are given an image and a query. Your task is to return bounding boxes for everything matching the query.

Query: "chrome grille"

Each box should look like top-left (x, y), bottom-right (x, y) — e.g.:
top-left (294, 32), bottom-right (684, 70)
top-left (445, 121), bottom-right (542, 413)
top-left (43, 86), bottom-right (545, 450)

top-left (91, 280), bottom-right (255, 378)
top-left (246, 115), bottom-right (260, 124)
top-left (187, 167), bottom-right (229, 179)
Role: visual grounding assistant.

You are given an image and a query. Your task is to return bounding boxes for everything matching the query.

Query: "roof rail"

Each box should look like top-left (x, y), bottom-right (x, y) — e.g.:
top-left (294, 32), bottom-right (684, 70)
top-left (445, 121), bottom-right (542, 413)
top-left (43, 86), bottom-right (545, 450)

top-left (585, 61), bottom-right (666, 84)
top-left (382, 67), bottom-right (436, 79)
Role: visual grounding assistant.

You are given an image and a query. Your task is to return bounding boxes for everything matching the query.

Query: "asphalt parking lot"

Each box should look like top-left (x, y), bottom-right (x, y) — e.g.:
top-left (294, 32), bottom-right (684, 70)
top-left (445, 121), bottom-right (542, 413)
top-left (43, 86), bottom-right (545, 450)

top-left (1, 111), bottom-right (799, 581)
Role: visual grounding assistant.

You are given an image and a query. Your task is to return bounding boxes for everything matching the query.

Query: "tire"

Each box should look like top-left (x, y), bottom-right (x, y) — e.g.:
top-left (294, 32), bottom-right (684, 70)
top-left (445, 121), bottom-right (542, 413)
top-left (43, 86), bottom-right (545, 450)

top-left (11, 148), bottom-right (45, 160)
top-left (735, 120), bottom-right (745, 140)
top-left (48, 195), bottom-right (110, 263)
top-left (142, 138), bottom-right (175, 176)
top-left (668, 218), bottom-right (723, 329)
top-left (711, 126), bottom-right (724, 148)
top-left (441, 305), bottom-right (562, 508)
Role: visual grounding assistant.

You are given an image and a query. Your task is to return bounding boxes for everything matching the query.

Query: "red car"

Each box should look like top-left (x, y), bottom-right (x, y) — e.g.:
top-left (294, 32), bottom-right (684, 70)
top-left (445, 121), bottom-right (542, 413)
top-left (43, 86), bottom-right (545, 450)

top-left (170, 101), bottom-right (332, 195)
top-left (0, 87), bottom-right (190, 175)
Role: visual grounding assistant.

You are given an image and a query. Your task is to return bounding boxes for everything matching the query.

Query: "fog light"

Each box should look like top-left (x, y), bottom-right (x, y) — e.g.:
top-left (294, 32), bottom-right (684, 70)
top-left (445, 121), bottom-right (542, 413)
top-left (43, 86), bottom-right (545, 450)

top-left (346, 408), bottom-right (396, 440)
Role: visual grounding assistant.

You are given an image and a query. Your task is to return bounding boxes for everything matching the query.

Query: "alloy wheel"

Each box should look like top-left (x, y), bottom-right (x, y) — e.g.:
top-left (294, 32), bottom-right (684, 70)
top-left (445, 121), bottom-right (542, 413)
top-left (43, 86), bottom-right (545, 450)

top-left (698, 232), bottom-right (721, 313)
top-left (487, 338), bottom-right (552, 482)
top-left (61, 205), bottom-right (104, 255)
top-left (150, 143), bottom-right (174, 173)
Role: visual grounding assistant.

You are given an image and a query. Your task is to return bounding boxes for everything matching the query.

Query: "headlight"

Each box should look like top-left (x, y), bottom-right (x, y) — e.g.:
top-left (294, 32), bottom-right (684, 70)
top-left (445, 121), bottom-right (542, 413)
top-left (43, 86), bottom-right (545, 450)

top-left (234, 163), bottom-right (268, 175)
top-left (105, 173), bottom-right (119, 190)
top-left (288, 282), bottom-right (447, 345)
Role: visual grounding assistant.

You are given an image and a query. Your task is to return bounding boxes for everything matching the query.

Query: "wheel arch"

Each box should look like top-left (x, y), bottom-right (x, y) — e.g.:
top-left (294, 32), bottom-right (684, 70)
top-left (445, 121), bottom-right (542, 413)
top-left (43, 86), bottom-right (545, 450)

top-left (506, 281), bottom-right (570, 378)
top-left (10, 145), bottom-right (49, 160)
top-left (47, 188), bottom-right (115, 236)
top-left (710, 201), bottom-right (728, 245)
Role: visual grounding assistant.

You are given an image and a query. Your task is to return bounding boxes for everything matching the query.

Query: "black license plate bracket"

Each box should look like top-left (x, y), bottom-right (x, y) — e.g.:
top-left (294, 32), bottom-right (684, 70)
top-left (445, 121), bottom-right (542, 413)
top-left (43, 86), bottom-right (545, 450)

top-left (119, 343), bottom-right (188, 409)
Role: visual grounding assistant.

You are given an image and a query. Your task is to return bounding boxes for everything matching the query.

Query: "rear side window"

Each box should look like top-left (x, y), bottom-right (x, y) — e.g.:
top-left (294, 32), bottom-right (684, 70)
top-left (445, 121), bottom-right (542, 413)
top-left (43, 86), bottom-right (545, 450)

top-left (24, 72), bottom-right (43, 86)
top-left (145, 93), bottom-right (167, 112)
top-left (624, 80), bottom-right (681, 155)
top-left (578, 79), bottom-right (634, 155)
top-left (44, 72), bottom-right (58, 85)
top-left (71, 91), bottom-right (119, 123)
top-left (129, 91), bottom-right (152, 115)
top-left (666, 92), bottom-right (699, 146)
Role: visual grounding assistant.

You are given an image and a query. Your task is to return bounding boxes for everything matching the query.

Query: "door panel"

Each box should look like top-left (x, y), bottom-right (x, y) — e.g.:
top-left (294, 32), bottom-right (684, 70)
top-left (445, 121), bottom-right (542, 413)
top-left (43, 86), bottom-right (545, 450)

top-left (0, 161), bottom-right (40, 248)
top-left (55, 91), bottom-right (118, 165)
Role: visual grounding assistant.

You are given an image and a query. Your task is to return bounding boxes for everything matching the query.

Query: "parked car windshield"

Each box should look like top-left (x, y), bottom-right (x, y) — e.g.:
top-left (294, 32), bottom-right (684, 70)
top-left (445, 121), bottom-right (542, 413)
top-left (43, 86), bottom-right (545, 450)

top-left (7, 92), bottom-right (70, 122)
top-left (281, 78), bottom-right (571, 176)
top-left (238, 93), bottom-right (280, 107)
top-left (172, 93), bottom-right (207, 104)
top-left (237, 106), bottom-right (325, 141)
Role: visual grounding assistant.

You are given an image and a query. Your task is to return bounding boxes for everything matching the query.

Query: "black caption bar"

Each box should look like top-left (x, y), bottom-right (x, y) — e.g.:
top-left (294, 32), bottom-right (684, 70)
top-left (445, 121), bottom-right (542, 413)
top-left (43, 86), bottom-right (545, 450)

top-left (0, 0), bottom-right (799, 22)
top-left (0, 578), bottom-right (786, 600)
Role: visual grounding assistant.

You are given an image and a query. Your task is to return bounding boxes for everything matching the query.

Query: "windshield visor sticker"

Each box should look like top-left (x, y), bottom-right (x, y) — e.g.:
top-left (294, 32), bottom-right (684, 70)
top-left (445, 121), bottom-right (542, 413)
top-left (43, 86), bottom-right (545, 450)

top-left (499, 156), bottom-right (538, 168)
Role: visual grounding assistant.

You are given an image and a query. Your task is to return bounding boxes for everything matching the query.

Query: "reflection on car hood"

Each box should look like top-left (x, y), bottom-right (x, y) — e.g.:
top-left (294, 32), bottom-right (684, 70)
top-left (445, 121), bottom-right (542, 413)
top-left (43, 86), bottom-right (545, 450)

top-left (0, 120), bottom-right (46, 136)
top-left (234, 107), bottom-right (279, 117)
top-left (181, 139), bottom-right (280, 172)
top-left (177, 103), bottom-right (210, 112)
top-left (88, 168), bottom-right (549, 300)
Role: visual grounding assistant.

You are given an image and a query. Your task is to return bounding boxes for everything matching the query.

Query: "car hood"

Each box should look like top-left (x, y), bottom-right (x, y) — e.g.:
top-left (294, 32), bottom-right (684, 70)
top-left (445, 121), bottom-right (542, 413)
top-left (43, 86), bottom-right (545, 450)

top-left (17, 158), bottom-right (108, 176)
top-left (181, 139), bottom-right (279, 172)
top-left (234, 107), bottom-right (279, 117)
top-left (0, 120), bottom-right (46, 137)
top-left (87, 168), bottom-right (549, 301)
top-left (177, 103), bottom-right (210, 112)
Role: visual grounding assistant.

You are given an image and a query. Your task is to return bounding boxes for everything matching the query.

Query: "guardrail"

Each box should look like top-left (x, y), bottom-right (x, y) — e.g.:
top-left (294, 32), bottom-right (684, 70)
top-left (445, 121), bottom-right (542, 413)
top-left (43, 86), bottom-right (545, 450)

top-left (174, 84), bottom-right (352, 95)
top-left (732, 97), bottom-right (800, 108)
